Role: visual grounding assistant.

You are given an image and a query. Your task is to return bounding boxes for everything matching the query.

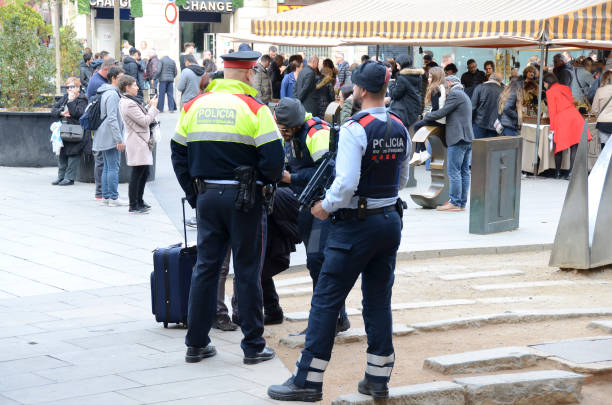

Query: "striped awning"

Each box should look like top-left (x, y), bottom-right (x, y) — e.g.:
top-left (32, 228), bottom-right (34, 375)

top-left (219, 33), bottom-right (343, 47)
top-left (251, 0), bottom-right (612, 49)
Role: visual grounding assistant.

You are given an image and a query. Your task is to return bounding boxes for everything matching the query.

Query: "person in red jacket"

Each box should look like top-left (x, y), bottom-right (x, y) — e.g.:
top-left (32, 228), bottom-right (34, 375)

top-left (543, 73), bottom-right (592, 179)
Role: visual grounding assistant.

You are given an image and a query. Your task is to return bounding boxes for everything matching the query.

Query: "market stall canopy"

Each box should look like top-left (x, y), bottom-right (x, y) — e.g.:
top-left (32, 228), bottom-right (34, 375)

top-left (219, 32), bottom-right (343, 47)
top-left (250, 0), bottom-right (612, 49)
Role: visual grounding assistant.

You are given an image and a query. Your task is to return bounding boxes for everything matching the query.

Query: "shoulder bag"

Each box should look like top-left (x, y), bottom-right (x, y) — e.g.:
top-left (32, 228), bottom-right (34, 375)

top-left (60, 122), bottom-right (84, 142)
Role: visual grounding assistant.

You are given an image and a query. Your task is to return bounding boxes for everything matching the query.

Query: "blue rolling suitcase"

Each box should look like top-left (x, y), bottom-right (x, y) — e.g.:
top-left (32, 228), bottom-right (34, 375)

top-left (151, 198), bottom-right (197, 328)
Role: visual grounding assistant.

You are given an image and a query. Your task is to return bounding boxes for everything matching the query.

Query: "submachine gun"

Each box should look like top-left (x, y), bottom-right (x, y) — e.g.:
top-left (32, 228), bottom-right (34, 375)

top-left (297, 115), bottom-right (339, 211)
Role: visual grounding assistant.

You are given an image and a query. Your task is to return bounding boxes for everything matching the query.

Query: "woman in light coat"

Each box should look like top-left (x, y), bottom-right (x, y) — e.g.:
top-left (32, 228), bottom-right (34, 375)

top-left (591, 70), bottom-right (612, 149)
top-left (118, 75), bottom-right (159, 213)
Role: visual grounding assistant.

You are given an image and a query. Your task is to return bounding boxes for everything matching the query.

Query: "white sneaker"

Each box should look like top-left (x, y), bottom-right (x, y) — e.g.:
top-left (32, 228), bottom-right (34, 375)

top-left (409, 153), bottom-right (421, 166)
top-left (418, 151), bottom-right (431, 164)
top-left (100, 198), bottom-right (109, 206)
top-left (108, 198), bottom-right (129, 207)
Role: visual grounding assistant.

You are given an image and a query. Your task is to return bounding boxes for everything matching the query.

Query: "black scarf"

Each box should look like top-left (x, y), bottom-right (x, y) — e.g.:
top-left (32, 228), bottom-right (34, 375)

top-left (122, 93), bottom-right (147, 114)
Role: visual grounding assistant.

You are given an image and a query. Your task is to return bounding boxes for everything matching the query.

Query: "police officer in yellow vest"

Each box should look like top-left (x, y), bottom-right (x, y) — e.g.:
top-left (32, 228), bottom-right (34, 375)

top-left (274, 98), bottom-right (350, 334)
top-left (171, 44), bottom-right (284, 365)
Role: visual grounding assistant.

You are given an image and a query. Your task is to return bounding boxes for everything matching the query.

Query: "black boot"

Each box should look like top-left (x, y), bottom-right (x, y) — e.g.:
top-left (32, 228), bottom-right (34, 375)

top-left (231, 313), bottom-right (241, 326)
top-left (555, 169), bottom-right (562, 179)
top-left (213, 314), bottom-right (238, 331)
top-left (358, 377), bottom-right (389, 399)
top-left (244, 346), bottom-right (275, 365)
top-left (185, 345), bottom-right (216, 363)
top-left (264, 308), bottom-right (284, 325)
top-left (267, 377), bottom-right (323, 402)
top-left (335, 317), bottom-right (351, 335)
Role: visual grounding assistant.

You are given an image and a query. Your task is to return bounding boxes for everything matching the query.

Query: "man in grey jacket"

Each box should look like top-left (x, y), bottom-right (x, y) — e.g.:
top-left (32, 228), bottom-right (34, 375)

top-left (424, 75), bottom-right (473, 212)
top-left (252, 55), bottom-right (272, 103)
top-left (92, 67), bottom-right (127, 206)
top-left (155, 55), bottom-right (177, 112)
top-left (294, 55), bottom-right (318, 116)
top-left (177, 54), bottom-right (205, 104)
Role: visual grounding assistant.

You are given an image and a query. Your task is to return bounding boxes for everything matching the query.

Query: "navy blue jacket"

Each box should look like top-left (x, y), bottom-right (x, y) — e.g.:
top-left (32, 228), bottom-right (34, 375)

top-left (86, 72), bottom-right (107, 100)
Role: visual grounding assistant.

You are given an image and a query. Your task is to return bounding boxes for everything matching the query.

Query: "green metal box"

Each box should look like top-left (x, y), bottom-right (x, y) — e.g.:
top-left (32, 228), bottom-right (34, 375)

top-left (469, 137), bottom-right (522, 234)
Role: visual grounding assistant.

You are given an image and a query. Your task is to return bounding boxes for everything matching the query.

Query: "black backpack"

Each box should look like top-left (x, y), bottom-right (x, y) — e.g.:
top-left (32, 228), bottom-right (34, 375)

top-left (79, 92), bottom-right (106, 131)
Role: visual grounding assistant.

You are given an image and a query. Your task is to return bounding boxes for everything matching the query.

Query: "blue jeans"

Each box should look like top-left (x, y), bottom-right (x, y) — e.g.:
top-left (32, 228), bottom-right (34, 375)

top-left (158, 81), bottom-right (175, 112)
top-left (447, 141), bottom-right (472, 207)
top-left (473, 124), bottom-right (498, 139)
top-left (101, 148), bottom-right (120, 200)
top-left (502, 127), bottom-right (519, 137)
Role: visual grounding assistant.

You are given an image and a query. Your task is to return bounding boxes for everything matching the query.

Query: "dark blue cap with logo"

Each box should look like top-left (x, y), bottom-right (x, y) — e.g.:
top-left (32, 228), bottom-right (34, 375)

top-left (351, 60), bottom-right (390, 93)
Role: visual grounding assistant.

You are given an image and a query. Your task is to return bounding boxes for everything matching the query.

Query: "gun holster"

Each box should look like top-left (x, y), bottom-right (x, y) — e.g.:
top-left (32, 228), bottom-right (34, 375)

top-left (395, 198), bottom-right (407, 229)
top-left (263, 184), bottom-right (276, 214)
top-left (234, 166), bottom-right (257, 213)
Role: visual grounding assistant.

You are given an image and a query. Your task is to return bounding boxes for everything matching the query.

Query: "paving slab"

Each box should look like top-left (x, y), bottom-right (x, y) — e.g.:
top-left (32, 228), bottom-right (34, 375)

top-left (439, 269), bottom-right (524, 281)
top-left (34, 392), bottom-right (141, 405)
top-left (530, 337), bottom-right (612, 364)
top-left (475, 295), bottom-right (559, 304)
top-left (275, 276), bottom-right (313, 287)
top-left (391, 299), bottom-right (476, 311)
top-left (0, 356), bottom-right (69, 377)
top-left (284, 308), bottom-right (360, 322)
top-left (588, 320), bottom-right (612, 333)
top-left (280, 324), bottom-right (415, 349)
top-left (424, 346), bottom-right (543, 375)
top-left (411, 308), bottom-right (612, 332)
top-left (0, 372), bottom-right (55, 392)
top-left (454, 370), bottom-right (584, 405)
top-left (277, 286), bottom-right (313, 298)
top-left (151, 390), bottom-right (278, 405)
top-left (2, 374), bottom-right (141, 405)
top-left (472, 280), bottom-right (575, 291)
top-left (117, 374), bottom-right (260, 403)
top-left (412, 313), bottom-right (520, 332)
top-left (331, 381), bottom-right (465, 405)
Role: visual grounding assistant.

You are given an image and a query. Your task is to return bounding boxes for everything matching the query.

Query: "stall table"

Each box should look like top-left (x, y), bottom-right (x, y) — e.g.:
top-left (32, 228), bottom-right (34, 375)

top-left (521, 119), bottom-right (601, 174)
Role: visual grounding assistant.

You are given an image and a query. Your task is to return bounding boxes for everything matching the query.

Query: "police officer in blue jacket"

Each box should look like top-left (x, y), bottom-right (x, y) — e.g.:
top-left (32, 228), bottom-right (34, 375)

top-left (267, 61), bottom-right (411, 402)
top-left (274, 98), bottom-right (350, 334)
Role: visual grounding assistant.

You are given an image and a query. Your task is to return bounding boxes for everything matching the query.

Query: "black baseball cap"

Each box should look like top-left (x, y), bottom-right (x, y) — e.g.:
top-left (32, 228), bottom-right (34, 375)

top-left (351, 60), bottom-right (390, 93)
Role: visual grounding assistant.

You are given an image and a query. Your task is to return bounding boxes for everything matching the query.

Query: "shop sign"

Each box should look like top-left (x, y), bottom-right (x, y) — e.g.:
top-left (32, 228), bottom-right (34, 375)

top-left (181, 1), bottom-right (233, 12)
top-left (89, 0), bottom-right (130, 8)
top-left (277, 5), bottom-right (303, 13)
top-left (90, 0), bottom-right (234, 12)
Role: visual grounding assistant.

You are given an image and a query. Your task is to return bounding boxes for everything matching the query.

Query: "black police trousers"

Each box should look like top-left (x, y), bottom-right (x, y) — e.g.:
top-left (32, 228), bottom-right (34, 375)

top-left (185, 185), bottom-right (267, 356)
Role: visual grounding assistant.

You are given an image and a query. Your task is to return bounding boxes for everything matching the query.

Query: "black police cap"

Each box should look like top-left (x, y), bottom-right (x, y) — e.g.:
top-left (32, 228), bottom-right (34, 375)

top-left (220, 43), bottom-right (261, 69)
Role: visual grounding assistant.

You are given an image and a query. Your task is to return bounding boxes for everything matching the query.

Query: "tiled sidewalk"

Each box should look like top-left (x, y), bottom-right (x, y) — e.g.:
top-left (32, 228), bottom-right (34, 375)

top-left (0, 167), bottom-right (294, 405)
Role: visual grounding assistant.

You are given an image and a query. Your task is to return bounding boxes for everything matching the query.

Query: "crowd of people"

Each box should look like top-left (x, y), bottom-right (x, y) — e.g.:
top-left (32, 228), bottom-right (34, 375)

top-left (54, 40), bottom-right (162, 214)
top-left (47, 39), bottom-right (612, 402)
top-left (54, 42), bottom-right (612, 218)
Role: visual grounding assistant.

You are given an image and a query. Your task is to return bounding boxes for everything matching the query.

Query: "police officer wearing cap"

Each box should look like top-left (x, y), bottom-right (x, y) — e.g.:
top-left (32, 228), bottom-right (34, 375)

top-left (274, 98), bottom-right (350, 334)
top-left (171, 44), bottom-right (284, 365)
top-left (268, 61), bottom-right (411, 402)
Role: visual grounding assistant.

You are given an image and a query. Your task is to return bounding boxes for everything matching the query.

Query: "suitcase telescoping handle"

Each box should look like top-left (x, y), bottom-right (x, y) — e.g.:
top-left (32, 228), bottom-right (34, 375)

top-left (181, 197), bottom-right (189, 247)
